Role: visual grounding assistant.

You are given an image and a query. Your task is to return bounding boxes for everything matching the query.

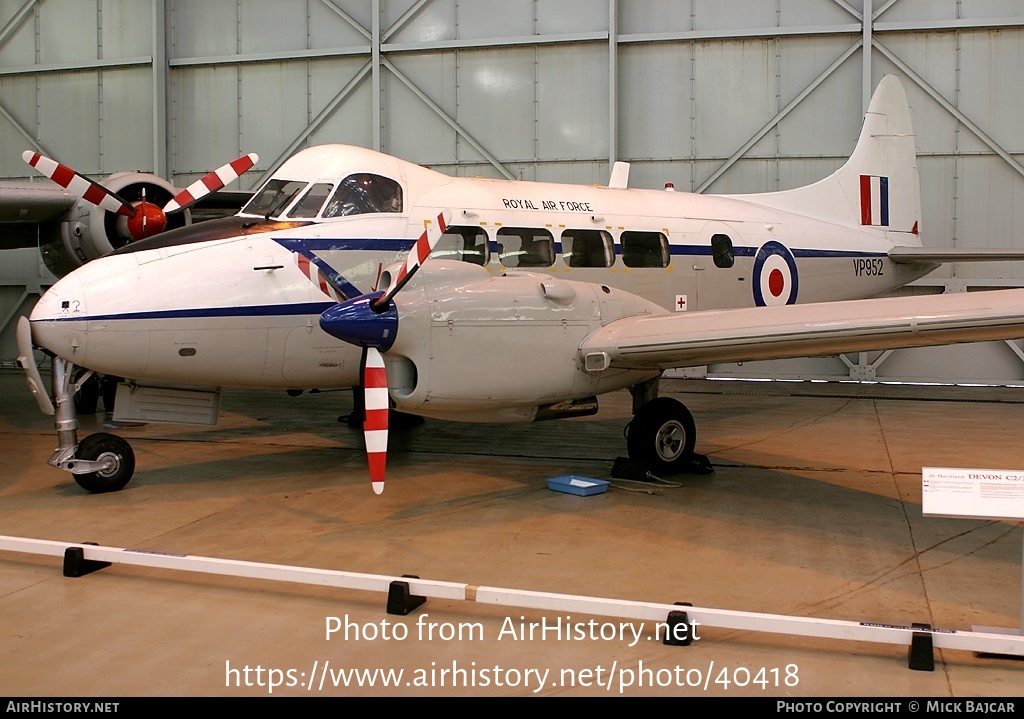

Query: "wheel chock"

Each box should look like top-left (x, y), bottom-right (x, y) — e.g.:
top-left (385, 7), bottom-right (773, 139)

top-left (663, 602), bottom-right (695, 646)
top-left (908, 623), bottom-right (935, 671)
top-left (62, 543), bottom-right (111, 578)
top-left (386, 574), bottom-right (426, 616)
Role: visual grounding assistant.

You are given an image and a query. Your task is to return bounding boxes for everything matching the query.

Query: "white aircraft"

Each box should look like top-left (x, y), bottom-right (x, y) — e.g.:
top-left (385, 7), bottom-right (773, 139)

top-left (16, 75), bottom-right (1024, 495)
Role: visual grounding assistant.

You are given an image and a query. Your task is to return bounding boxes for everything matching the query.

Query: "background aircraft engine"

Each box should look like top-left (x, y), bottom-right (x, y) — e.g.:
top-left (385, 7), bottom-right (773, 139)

top-left (39, 172), bottom-right (188, 278)
top-left (383, 263), bottom-right (663, 423)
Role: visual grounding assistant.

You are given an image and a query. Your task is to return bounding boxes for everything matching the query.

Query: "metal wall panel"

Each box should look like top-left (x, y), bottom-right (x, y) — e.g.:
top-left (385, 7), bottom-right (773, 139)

top-left (99, 68), bottom-right (154, 172)
top-left (101, 0), bottom-right (154, 59)
top-left (536, 43), bottom-right (607, 161)
top-left (170, 1), bottom-right (238, 58)
top-left (37, 74), bottom-right (100, 170)
top-left (447, 48), bottom-right (536, 163)
top-left (618, 43), bottom-right (692, 164)
top-left (36, 0), bottom-right (96, 64)
top-left (385, 53), bottom-right (460, 165)
top-left (171, 66), bottom-right (240, 175)
top-left (307, 58), bottom-right (373, 150)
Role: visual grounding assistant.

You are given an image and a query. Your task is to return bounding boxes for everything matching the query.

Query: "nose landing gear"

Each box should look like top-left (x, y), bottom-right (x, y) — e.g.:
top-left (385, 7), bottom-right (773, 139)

top-left (17, 320), bottom-right (137, 493)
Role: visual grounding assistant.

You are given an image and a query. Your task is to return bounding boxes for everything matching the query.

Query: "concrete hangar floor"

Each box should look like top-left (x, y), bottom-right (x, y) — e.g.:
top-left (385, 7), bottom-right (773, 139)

top-left (0, 369), bottom-right (1020, 697)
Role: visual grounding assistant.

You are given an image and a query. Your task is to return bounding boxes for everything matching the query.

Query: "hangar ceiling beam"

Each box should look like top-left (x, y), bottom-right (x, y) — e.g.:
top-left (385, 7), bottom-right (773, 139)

top-left (168, 45), bottom-right (368, 68)
top-left (0, 57), bottom-right (151, 77)
top-left (873, 38), bottom-right (1024, 181)
top-left (384, 31), bottom-right (608, 53)
top-left (696, 41), bottom-right (860, 193)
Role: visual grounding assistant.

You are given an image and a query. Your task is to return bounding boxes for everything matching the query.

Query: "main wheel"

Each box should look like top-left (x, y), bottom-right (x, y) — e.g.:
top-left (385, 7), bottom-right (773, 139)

top-left (626, 397), bottom-right (697, 474)
top-left (73, 432), bottom-right (136, 493)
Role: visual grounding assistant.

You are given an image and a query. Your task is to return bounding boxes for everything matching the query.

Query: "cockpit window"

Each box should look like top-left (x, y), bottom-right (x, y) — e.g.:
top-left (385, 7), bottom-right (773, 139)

top-left (288, 183), bottom-right (334, 218)
top-left (322, 173), bottom-right (403, 217)
top-left (242, 179), bottom-right (307, 218)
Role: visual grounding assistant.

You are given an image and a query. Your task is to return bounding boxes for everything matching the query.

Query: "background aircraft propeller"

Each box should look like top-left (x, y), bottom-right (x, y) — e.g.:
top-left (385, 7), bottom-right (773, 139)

top-left (22, 150), bottom-right (258, 243)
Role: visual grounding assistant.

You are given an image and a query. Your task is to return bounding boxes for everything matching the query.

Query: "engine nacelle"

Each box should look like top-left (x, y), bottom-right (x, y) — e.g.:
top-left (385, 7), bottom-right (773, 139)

top-left (39, 172), bottom-right (189, 277)
top-left (384, 262), bottom-right (664, 423)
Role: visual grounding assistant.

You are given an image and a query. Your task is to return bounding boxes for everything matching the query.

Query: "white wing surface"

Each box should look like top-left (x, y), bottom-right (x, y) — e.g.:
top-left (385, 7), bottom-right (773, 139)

top-left (580, 289), bottom-right (1024, 371)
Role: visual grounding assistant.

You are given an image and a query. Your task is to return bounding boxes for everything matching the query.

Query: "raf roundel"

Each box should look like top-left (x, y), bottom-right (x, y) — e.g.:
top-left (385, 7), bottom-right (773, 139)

top-left (752, 240), bottom-right (799, 307)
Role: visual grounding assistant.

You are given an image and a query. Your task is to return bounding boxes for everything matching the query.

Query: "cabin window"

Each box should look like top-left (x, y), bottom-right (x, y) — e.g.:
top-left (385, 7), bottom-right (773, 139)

top-left (431, 225), bottom-right (489, 265)
top-left (497, 227), bottom-right (554, 268)
top-left (288, 183), bottom-right (334, 218)
top-left (711, 233), bottom-right (735, 268)
top-left (561, 229), bottom-right (613, 268)
top-left (242, 179), bottom-right (308, 218)
top-left (322, 173), bottom-right (403, 217)
top-left (621, 231), bottom-right (670, 268)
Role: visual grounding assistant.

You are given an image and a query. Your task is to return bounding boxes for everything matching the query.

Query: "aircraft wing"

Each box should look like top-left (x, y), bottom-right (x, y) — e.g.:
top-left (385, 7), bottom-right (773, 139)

top-left (579, 289), bottom-right (1024, 371)
top-left (0, 182), bottom-right (76, 222)
top-left (888, 246), bottom-right (1024, 263)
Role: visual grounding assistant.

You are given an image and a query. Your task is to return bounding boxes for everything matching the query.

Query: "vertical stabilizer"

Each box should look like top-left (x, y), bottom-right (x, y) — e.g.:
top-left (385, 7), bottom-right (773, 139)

top-left (740, 75), bottom-right (922, 240)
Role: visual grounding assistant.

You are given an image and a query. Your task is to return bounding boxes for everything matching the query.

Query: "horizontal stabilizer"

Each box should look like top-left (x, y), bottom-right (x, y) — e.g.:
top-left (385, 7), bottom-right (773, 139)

top-left (888, 247), bottom-right (1024, 264)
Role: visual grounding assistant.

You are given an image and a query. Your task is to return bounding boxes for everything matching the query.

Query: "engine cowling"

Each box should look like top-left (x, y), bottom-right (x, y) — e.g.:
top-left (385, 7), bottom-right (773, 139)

top-left (39, 172), bottom-right (189, 277)
top-left (380, 262), bottom-right (664, 423)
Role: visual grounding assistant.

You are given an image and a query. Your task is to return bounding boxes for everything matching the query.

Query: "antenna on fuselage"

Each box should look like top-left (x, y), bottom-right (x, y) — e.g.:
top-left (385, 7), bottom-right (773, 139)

top-left (608, 162), bottom-right (630, 189)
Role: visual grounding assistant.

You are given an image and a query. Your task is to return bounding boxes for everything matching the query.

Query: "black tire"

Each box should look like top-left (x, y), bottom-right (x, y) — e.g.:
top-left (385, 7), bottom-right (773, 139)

top-left (73, 433), bottom-right (136, 493)
top-left (626, 397), bottom-right (697, 474)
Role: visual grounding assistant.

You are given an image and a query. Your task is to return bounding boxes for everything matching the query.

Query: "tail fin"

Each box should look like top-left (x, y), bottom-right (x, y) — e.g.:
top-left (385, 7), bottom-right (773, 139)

top-left (742, 75), bottom-right (922, 240)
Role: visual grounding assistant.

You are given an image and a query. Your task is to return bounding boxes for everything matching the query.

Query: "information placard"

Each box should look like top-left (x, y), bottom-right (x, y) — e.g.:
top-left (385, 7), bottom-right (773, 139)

top-left (922, 467), bottom-right (1024, 521)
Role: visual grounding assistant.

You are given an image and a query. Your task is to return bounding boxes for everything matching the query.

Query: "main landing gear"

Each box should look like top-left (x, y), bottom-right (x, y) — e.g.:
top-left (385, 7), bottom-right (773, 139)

top-left (625, 378), bottom-right (707, 475)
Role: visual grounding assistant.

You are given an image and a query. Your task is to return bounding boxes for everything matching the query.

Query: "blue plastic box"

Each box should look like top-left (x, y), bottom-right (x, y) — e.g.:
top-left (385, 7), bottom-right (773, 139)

top-left (546, 475), bottom-right (610, 496)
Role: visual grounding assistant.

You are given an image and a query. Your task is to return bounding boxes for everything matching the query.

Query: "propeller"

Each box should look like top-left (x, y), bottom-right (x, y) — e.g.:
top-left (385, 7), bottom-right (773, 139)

top-left (313, 209), bottom-right (451, 493)
top-left (163, 153), bottom-right (259, 214)
top-left (22, 150), bottom-right (258, 242)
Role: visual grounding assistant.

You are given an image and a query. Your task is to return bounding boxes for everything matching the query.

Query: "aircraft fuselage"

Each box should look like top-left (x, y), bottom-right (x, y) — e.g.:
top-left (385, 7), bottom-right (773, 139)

top-left (29, 148), bottom-right (933, 392)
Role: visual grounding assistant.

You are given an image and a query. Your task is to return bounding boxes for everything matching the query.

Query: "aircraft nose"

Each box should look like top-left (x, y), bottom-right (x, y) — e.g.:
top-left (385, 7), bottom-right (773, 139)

top-left (29, 272), bottom-right (87, 360)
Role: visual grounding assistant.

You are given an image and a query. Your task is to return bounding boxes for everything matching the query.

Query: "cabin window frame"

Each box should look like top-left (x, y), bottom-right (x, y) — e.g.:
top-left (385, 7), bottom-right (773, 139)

top-left (620, 230), bottom-right (670, 268)
top-left (561, 228), bottom-right (614, 268)
top-left (497, 227), bottom-right (555, 268)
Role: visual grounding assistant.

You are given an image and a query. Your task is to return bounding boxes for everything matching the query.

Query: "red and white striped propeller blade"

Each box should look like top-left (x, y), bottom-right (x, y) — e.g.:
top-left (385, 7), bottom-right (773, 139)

top-left (374, 209), bottom-right (451, 309)
top-left (163, 152), bottom-right (258, 214)
top-left (22, 150), bottom-right (136, 217)
top-left (362, 347), bottom-right (389, 495)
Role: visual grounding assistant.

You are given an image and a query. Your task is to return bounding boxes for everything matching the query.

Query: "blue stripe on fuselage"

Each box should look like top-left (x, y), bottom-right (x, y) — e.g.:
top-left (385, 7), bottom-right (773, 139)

top-left (33, 302), bottom-right (336, 323)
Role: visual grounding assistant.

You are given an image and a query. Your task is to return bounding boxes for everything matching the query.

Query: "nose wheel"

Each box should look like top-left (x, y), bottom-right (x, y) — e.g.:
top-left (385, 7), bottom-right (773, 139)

top-left (626, 397), bottom-right (697, 473)
top-left (71, 433), bottom-right (136, 493)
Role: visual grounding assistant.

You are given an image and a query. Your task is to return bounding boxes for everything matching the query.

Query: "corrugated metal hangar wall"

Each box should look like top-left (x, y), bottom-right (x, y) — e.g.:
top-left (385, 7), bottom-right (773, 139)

top-left (0, 0), bottom-right (1022, 383)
